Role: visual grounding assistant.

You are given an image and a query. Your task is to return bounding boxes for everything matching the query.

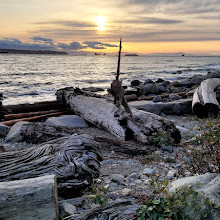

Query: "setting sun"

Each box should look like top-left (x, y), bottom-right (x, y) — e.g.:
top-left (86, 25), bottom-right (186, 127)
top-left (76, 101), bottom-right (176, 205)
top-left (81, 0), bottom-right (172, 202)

top-left (94, 16), bottom-right (106, 31)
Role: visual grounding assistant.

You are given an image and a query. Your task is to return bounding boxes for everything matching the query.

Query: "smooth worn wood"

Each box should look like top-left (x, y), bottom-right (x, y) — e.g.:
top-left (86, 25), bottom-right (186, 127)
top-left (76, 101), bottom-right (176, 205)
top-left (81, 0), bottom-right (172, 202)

top-left (2, 112), bottom-right (64, 126)
top-left (192, 78), bottom-right (220, 117)
top-left (67, 95), bottom-right (181, 144)
top-left (3, 100), bottom-right (64, 114)
top-left (0, 134), bottom-right (102, 198)
top-left (0, 175), bottom-right (58, 220)
top-left (4, 109), bottom-right (60, 120)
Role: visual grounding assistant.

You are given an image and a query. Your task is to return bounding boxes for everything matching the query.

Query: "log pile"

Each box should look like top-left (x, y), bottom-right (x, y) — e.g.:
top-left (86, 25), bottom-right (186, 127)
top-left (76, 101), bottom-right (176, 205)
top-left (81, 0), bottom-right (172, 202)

top-left (192, 78), bottom-right (220, 118)
top-left (56, 88), bottom-right (181, 144)
top-left (0, 134), bottom-right (102, 198)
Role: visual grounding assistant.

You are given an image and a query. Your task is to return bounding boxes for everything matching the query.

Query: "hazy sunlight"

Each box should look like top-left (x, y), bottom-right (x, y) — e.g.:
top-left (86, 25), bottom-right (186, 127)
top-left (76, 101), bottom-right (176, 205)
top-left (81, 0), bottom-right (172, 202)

top-left (94, 16), bottom-right (106, 31)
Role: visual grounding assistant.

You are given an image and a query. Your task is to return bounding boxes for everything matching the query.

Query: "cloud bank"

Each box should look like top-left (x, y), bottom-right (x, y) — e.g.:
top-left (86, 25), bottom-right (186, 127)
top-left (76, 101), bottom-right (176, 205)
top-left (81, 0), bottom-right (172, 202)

top-left (0, 37), bottom-right (118, 51)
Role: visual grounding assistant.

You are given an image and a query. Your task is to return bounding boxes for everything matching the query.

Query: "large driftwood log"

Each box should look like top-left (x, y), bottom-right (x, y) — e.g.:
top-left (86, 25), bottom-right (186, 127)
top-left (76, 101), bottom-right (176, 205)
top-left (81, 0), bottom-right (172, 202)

top-left (0, 175), bottom-right (59, 220)
top-left (64, 95), bottom-right (180, 144)
top-left (0, 134), bottom-right (102, 197)
top-left (192, 78), bottom-right (220, 118)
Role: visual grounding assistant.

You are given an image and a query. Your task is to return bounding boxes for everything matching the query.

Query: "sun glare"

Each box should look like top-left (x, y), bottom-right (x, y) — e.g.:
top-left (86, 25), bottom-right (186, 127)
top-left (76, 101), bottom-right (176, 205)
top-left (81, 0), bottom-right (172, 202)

top-left (94, 16), bottom-right (106, 31)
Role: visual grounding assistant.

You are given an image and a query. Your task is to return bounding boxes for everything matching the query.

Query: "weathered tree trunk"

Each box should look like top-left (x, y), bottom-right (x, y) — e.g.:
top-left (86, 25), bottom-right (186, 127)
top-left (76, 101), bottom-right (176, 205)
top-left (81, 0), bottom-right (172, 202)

top-left (3, 100), bottom-right (64, 114)
top-left (192, 78), bottom-right (220, 118)
top-left (0, 134), bottom-right (102, 198)
top-left (64, 95), bottom-right (180, 144)
top-left (0, 175), bottom-right (59, 220)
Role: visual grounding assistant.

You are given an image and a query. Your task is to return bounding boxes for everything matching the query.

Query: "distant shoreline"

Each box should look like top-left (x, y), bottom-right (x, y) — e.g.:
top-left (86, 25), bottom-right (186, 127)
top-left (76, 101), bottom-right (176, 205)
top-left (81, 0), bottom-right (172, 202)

top-left (0, 49), bottom-right (68, 55)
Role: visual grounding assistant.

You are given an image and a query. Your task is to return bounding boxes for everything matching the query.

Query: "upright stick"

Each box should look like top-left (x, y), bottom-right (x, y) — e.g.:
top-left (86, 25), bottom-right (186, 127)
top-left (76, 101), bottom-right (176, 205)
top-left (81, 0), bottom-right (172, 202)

top-left (116, 38), bottom-right (122, 80)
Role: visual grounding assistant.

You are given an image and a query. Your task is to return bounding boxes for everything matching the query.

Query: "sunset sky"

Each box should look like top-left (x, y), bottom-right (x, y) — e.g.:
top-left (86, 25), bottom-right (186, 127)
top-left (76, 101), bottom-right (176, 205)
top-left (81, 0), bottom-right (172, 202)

top-left (0, 0), bottom-right (220, 54)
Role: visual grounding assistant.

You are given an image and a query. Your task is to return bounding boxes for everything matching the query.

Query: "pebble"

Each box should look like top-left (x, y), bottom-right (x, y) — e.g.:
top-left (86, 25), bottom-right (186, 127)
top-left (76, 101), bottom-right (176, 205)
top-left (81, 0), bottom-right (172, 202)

top-left (129, 172), bottom-right (138, 180)
top-left (107, 192), bottom-right (118, 200)
top-left (62, 203), bottom-right (77, 215)
top-left (135, 179), bottom-right (142, 184)
top-left (122, 188), bottom-right (132, 196)
top-left (161, 145), bottom-right (173, 153)
top-left (153, 95), bottom-right (162, 103)
top-left (143, 168), bottom-right (155, 175)
top-left (185, 171), bottom-right (192, 176)
top-left (111, 174), bottom-right (124, 184)
top-left (166, 170), bottom-right (176, 178)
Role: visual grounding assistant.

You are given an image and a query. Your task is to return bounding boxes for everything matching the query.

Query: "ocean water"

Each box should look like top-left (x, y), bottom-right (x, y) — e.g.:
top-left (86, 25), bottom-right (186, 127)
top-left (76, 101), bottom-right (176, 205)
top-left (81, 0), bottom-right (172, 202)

top-left (0, 54), bottom-right (220, 105)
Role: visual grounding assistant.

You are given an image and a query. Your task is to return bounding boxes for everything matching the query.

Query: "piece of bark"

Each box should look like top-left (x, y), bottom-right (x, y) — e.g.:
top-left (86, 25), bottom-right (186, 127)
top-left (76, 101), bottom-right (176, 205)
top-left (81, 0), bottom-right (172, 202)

top-left (0, 134), bottom-right (102, 198)
top-left (4, 109), bottom-right (60, 120)
top-left (0, 175), bottom-right (59, 220)
top-left (2, 112), bottom-right (64, 126)
top-left (192, 78), bottom-right (220, 118)
top-left (3, 100), bottom-right (64, 114)
top-left (66, 95), bottom-right (181, 144)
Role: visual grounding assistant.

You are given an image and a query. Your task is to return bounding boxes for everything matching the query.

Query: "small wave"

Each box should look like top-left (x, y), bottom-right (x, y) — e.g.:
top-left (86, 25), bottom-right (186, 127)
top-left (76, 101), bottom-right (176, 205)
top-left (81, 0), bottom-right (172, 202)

top-left (205, 63), bottom-right (220, 71)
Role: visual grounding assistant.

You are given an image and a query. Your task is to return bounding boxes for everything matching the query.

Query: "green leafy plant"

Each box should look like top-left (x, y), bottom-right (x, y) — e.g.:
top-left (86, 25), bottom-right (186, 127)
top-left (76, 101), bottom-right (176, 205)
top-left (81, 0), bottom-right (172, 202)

top-left (149, 131), bottom-right (174, 146)
top-left (184, 118), bottom-right (220, 174)
top-left (93, 194), bottom-right (108, 206)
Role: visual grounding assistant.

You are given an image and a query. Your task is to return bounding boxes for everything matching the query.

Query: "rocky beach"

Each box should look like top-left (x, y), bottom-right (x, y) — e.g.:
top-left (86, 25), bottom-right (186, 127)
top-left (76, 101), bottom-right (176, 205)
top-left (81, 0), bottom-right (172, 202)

top-left (0, 69), bottom-right (219, 219)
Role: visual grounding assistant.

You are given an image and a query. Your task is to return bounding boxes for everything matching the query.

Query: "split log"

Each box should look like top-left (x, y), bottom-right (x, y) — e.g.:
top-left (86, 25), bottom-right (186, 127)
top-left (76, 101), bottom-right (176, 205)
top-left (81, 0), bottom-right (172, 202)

top-left (2, 112), bottom-right (64, 126)
top-left (0, 175), bottom-right (59, 220)
top-left (4, 109), bottom-right (60, 120)
top-left (65, 95), bottom-right (181, 144)
top-left (3, 100), bottom-right (64, 114)
top-left (0, 134), bottom-right (102, 198)
top-left (192, 78), bottom-right (220, 118)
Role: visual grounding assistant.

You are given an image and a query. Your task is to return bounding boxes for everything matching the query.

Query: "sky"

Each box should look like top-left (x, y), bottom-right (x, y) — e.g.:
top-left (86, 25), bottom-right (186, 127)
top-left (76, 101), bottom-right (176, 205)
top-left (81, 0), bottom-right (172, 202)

top-left (0, 0), bottom-right (220, 54)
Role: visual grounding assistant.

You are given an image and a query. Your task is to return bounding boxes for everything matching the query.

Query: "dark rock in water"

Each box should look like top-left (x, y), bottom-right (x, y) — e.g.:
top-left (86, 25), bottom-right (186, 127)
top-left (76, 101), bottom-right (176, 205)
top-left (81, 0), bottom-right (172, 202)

top-left (124, 87), bottom-right (139, 95)
top-left (156, 78), bottom-right (164, 83)
top-left (122, 85), bottom-right (128, 89)
top-left (206, 71), bottom-right (220, 79)
top-left (141, 83), bottom-right (160, 95)
top-left (153, 96), bottom-right (162, 103)
top-left (158, 84), bottom-right (166, 93)
top-left (168, 94), bottom-right (181, 101)
top-left (144, 79), bottom-right (153, 85)
top-left (172, 75), bottom-right (205, 88)
top-left (82, 87), bottom-right (105, 92)
top-left (131, 80), bottom-right (141, 87)
top-left (177, 70), bottom-right (182, 74)
top-left (162, 80), bottom-right (170, 87)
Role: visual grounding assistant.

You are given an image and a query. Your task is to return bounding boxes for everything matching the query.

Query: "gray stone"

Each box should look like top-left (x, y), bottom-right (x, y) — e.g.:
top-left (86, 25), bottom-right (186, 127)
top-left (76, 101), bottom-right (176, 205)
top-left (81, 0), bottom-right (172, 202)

top-left (162, 80), bottom-right (170, 87)
top-left (176, 125), bottom-right (190, 136)
top-left (82, 87), bottom-right (104, 92)
top-left (45, 115), bottom-right (88, 129)
top-left (206, 71), bottom-right (220, 79)
top-left (153, 95), bottom-right (162, 103)
top-left (169, 173), bottom-right (220, 220)
top-left (0, 123), bottom-right (10, 137)
top-left (141, 83), bottom-right (160, 95)
top-left (62, 203), bottom-right (77, 215)
top-left (144, 79), bottom-right (153, 84)
top-left (143, 168), bottom-right (155, 175)
top-left (129, 173), bottom-right (138, 180)
top-left (156, 78), bottom-right (164, 83)
top-left (60, 197), bottom-right (85, 207)
top-left (161, 145), bottom-right (173, 153)
top-left (111, 174), bottom-right (125, 184)
top-left (122, 188), bottom-right (131, 196)
top-left (5, 121), bottom-right (30, 142)
top-left (168, 94), bottom-right (181, 101)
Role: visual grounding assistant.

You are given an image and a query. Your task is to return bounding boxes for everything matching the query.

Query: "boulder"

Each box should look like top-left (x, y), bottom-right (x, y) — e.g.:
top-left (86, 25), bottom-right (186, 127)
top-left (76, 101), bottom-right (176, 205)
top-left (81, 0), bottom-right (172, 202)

top-left (45, 115), bottom-right (88, 129)
top-left (207, 71), bottom-right (220, 79)
top-left (130, 98), bottom-right (192, 115)
top-left (144, 79), bottom-right (154, 84)
top-left (82, 87), bottom-right (105, 92)
top-left (131, 80), bottom-right (141, 87)
top-left (140, 83), bottom-right (160, 95)
top-left (169, 173), bottom-right (220, 220)
top-left (5, 121), bottom-right (67, 144)
top-left (0, 123), bottom-right (10, 137)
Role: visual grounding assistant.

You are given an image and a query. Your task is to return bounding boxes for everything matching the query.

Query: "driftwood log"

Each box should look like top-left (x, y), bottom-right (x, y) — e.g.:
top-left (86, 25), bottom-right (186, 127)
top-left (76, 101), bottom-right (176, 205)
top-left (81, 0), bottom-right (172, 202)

top-left (0, 134), bottom-right (102, 197)
top-left (0, 175), bottom-right (59, 220)
top-left (192, 78), bottom-right (220, 118)
top-left (57, 91), bottom-right (181, 144)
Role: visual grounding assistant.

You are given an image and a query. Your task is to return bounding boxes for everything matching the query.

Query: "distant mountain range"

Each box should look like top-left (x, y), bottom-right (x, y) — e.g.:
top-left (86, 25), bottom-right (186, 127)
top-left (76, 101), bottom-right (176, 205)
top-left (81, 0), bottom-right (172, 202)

top-left (0, 49), bottom-right (68, 55)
